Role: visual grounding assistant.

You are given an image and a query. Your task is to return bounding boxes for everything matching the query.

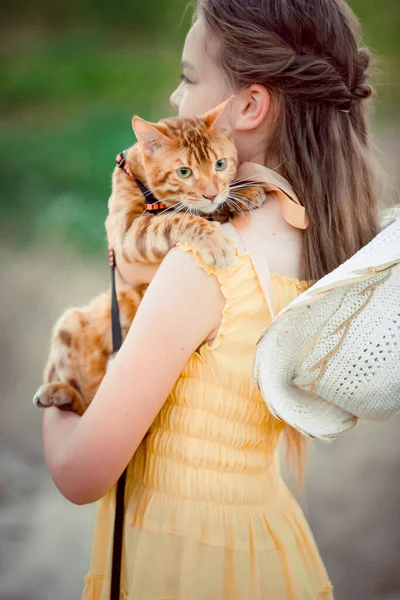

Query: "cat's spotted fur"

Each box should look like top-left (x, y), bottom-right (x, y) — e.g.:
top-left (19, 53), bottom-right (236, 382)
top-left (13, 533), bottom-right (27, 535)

top-left (34, 101), bottom-right (266, 415)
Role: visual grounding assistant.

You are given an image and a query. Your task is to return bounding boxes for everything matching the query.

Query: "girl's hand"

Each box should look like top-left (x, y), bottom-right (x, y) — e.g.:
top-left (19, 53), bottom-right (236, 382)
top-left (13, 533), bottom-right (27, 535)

top-left (114, 247), bottom-right (160, 289)
top-left (106, 209), bottom-right (160, 289)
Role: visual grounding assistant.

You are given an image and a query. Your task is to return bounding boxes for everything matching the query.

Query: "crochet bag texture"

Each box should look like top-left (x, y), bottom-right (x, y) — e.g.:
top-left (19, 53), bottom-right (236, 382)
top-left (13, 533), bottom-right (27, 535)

top-left (254, 217), bottom-right (400, 442)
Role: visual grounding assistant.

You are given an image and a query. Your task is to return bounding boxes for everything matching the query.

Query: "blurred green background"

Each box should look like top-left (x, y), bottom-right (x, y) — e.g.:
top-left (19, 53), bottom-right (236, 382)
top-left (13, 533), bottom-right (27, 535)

top-left (1, 4), bottom-right (400, 600)
top-left (0, 0), bottom-right (399, 254)
top-left (1, 0), bottom-right (192, 252)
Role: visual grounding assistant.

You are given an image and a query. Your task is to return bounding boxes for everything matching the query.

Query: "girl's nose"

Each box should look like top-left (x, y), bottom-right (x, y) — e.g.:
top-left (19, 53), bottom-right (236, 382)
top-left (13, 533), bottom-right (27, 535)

top-left (170, 87), bottom-right (180, 110)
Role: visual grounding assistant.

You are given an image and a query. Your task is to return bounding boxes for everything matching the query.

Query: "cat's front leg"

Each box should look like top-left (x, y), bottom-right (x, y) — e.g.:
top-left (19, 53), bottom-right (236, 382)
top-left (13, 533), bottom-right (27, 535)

top-left (174, 214), bottom-right (237, 267)
top-left (33, 307), bottom-right (94, 416)
top-left (34, 382), bottom-right (87, 416)
top-left (120, 212), bottom-right (236, 268)
top-left (33, 289), bottom-right (141, 415)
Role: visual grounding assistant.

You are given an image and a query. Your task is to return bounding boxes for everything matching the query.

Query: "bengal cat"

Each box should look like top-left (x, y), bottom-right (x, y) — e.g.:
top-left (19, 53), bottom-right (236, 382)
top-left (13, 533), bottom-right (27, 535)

top-left (33, 100), bottom-right (266, 415)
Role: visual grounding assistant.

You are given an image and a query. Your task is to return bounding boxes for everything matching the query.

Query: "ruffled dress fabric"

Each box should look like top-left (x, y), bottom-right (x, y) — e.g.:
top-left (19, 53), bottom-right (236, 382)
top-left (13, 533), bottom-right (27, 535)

top-left (82, 244), bottom-right (334, 600)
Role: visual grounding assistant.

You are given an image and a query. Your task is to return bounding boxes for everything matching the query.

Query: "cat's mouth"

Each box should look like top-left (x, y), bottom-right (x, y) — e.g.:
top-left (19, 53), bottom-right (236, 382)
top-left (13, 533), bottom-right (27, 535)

top-left (195, 193), bottom-right (228, 214)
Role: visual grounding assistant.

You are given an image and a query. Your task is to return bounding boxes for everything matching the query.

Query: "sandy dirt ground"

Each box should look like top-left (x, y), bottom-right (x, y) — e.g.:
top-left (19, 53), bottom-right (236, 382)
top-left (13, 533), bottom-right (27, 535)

top-left (1, 126), bottom-right (399, 600)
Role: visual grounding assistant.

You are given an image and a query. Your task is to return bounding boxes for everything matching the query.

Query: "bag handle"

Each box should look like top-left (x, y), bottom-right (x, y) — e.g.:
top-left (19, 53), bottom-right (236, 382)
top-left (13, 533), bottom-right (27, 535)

top-left (229, 212), bottom-right (276, 320)
top-left (237, 163), bottom-right (308, 230)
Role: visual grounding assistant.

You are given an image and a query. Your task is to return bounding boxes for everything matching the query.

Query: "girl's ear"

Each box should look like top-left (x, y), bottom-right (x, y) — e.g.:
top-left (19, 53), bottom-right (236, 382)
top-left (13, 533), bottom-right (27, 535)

top-left (132, 117), bottom-right (170, 157)
top-left (201, 96), bottom-right (234, 136)
top-left (233, 85), bottom-right (272, 132)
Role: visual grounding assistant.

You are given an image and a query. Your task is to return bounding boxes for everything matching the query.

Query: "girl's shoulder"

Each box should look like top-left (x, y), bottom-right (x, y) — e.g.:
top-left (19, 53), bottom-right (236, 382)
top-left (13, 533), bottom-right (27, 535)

top-left (222, 199), bottom-right (305, 282)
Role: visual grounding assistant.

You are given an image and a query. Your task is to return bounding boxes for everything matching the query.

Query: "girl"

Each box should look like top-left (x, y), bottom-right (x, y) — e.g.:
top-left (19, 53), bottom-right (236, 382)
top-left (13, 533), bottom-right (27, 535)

top-left (43, 1), bottom-right (378, 598)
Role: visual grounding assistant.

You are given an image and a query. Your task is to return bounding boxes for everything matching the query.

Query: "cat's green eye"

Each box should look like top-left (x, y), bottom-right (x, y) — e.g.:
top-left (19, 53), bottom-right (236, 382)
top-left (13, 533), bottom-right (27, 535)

top-left (215, 158), bottom-right (227, 171)
top-left (177, 167), bottom-right (192, 179)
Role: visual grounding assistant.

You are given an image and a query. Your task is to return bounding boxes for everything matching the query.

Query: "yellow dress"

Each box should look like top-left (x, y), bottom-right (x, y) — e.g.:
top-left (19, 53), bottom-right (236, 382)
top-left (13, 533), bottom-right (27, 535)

top-left (82, 243), bottom-right (334, 600)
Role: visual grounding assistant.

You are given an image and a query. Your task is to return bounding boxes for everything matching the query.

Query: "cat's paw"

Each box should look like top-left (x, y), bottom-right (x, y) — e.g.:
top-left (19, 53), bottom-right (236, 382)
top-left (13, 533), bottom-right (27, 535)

top-left (239, 186), bottom-right (267, 209)
top-left (197, 230), bottom-right (236, 268)
top-left (33, 383), bottom-right (87, 416)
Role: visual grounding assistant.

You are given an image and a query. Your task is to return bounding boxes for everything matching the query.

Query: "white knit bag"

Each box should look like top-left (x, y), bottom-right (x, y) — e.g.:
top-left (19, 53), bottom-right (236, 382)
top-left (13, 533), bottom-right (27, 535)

top-left (254, 217), bottom-right (400, 442)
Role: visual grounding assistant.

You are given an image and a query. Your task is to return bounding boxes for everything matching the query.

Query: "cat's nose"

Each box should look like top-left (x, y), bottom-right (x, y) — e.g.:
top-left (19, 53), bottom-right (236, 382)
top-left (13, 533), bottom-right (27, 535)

top-left (203, 194), bottom-right (218, 203)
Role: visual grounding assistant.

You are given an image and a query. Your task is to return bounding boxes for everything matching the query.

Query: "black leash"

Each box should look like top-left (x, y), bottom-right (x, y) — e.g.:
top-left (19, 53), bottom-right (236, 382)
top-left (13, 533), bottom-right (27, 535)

top-left (108, 247), bottom-right (127, 600)
top-left (107, 149), bottom-right (219, 598)
top-left (107, 150), bottom-right (172, 599)
top-left (108, 150), bottom-right (159, 600)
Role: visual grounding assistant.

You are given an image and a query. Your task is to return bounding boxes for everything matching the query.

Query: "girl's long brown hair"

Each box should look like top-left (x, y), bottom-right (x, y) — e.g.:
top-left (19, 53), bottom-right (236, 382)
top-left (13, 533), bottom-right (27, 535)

top-left (198, 0), bottom-right (379, 477)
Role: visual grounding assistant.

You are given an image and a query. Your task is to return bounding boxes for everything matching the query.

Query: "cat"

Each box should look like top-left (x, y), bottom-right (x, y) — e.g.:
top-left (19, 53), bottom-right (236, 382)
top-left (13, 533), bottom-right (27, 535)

top-left (33, 100), bottom-right (266, 416)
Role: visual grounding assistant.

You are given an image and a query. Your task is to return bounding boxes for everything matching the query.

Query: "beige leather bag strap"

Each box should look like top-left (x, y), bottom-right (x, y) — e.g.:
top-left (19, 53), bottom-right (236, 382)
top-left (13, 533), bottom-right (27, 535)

top-left (230, 211), bottom-right (276, 319)
top-left (237, 163), bottom-right (308, 230)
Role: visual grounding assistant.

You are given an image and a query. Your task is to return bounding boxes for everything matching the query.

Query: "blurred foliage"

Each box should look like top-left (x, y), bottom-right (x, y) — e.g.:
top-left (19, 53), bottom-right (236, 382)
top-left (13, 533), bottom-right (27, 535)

top-left (0, 0), bottom-right (399, 253)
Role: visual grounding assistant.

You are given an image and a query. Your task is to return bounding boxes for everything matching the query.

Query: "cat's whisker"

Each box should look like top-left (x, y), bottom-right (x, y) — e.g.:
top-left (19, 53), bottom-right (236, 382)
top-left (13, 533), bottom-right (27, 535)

top-left (154, 207), bottom-right (174, 217)
top-left (164, 203), bottom-right (188, 223)
top-left (226, 204), bottom-right (248, 220)
top-left (229, 188), bottom-right (261, 196)
top-left (230, 176), bottom-right (262, 184)
top-left (227, 195), bottom-right (255, 214)
top-left (271, 159), bottom-right (286, 172)
top-left (228, 207), bottom-right (251, 223)
top-left (229, 190), bottom-right (256, 205)
top-left (230, 190), bottom-right (251, 199)
top-left (141, 189), bottom-right (156, 198)
top-left (226, 198), bottom-right (246, 214)
top-left (141, 189), bottom-right (164, 199)
top-left (155, 205), bottom-right (181, 219)
top-left (231, 174), bottom-right (260, 182)
top-left (225, 199), bottom-right (239, 212)
top-left (229, 179), bottom-right (262, 189)
top-left (164, 211), bottom-right (181, 224)
top-left (166, 202), bottom-right (186, 215)
top-left (149, 195), bottom-right (179, 205)
top-left (228, 194), bottom-right (254, 211)
top-left (227, 194), bottom-right (246, 206)
top-left (155, 199), bottom-right (186, 216)
top-left (230, 183), bottom-right (264, 191)
top-left (230, 177), bottom-right (260, 186)
top-left (230, 161), bottom-right (286, 185)
top-left (229, 197), bottom-right (253, 210)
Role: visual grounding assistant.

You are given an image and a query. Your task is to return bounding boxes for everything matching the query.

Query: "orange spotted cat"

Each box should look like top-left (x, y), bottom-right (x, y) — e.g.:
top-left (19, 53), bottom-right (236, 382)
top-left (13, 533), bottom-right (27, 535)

top-left (33, 100), bottom-right (266, 415)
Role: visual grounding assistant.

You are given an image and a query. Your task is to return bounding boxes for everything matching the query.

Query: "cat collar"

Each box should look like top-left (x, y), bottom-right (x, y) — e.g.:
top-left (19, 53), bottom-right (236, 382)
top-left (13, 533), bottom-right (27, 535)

top-left (115, 151), bottom-right (168, 214)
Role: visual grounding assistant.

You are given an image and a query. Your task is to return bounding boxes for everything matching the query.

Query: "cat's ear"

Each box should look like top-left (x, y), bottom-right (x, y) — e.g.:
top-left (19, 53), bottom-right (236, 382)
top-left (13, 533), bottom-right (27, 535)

top-left (132, 117), bottom-right (170, 157)
top-left (202, 97), bottom-right (234, 136)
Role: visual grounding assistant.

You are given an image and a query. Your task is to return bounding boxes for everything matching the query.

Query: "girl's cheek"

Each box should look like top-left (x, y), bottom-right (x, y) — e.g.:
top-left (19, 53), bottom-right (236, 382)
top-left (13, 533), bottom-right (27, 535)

top-left (183, 89), bottom-right (212, 118)
top-left (177, 91), bottom-right (193, 117)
